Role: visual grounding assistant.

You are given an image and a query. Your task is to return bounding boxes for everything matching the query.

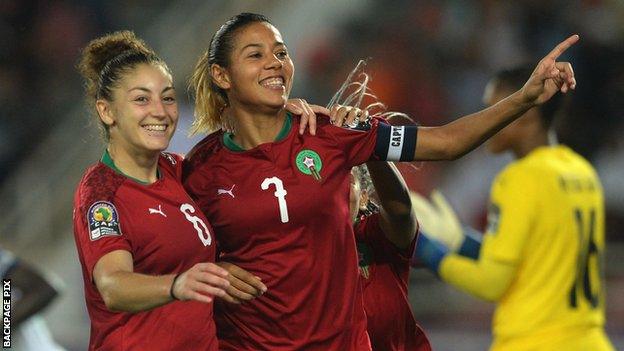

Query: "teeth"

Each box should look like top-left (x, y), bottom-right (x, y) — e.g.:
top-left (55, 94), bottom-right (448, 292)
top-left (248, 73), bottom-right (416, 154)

top-left (143, 124), bottom-right (166, 131)
top-left (261, 77), bottom-right (284, 87)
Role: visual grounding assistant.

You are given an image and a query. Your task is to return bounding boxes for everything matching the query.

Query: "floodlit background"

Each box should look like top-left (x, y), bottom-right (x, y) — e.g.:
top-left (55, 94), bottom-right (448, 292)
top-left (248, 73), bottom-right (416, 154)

top-left (1, 1), bottom-right (622, 350)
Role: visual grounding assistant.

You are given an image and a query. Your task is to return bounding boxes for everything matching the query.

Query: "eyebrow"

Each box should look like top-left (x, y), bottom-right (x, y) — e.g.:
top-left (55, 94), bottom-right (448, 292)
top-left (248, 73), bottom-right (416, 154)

top-left (240, 41), bottom-right (286, 51)
top-left (128, 86), bottom-right (175, 93)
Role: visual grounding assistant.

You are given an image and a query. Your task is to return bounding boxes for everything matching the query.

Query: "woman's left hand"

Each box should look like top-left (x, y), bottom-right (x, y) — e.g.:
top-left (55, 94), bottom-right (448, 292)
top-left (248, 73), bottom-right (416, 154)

top-left (520, 34), bottom-right (579, 106)
top-left (285, 99), bottom-right (330, 135)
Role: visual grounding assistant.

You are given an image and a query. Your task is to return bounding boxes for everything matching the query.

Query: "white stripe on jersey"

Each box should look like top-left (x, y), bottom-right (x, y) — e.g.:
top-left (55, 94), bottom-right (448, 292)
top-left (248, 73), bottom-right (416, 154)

top-left (386, 126), bottom-right (405, 161)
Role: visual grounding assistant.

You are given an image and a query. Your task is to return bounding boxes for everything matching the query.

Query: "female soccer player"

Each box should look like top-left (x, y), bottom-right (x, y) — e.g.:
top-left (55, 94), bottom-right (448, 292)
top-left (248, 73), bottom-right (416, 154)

top-left (350, 163), bottom-right (432, 351)
top-left (183, 12), bottom-right (578, 350)
top-left (72, 31), bottom-right (232, 350)
top-left (412, 65), bottom-right (615, 351)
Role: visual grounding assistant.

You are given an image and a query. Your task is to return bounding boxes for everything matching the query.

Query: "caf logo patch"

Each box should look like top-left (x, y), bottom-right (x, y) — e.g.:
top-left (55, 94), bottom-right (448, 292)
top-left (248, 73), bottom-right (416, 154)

top-left (88, 201), bottom-right (122, 241)
top-left (295, 149), bottom-right (323, 181)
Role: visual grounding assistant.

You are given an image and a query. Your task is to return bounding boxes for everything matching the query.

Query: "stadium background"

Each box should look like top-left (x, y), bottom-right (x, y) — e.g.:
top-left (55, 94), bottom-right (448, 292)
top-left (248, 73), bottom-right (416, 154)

top-left (0, 1), bottom-right (622, 349)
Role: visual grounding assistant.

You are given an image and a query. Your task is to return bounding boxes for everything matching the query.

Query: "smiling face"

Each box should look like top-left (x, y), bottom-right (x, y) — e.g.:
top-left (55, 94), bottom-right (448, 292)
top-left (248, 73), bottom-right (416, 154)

top-left (97, 63), bottom-right (178, 155)
top-left (215, 21), bottom-right (294, 113)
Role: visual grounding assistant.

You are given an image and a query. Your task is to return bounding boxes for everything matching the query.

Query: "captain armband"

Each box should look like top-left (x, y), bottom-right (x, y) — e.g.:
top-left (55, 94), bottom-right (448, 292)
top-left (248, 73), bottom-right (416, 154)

top-left (374, 123), bottom-right (418, 161)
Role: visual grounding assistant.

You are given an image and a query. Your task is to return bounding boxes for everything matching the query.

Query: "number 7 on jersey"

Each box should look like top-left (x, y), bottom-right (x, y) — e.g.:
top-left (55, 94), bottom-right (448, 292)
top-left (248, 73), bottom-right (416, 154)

top-left (261, 177), bottom-right (289, 223)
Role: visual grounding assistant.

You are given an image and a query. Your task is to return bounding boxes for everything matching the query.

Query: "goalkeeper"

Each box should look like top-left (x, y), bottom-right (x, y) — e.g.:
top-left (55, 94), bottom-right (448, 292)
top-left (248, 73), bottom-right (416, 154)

top-left (411, 65), bottom-right (614, 351)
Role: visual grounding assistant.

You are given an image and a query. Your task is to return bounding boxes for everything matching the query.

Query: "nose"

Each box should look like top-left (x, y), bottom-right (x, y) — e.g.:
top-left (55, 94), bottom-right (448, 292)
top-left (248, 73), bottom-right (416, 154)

top-left (265, 54), bottom-right (283, 70)
top-left (151, 99), bottom-right (167, 118)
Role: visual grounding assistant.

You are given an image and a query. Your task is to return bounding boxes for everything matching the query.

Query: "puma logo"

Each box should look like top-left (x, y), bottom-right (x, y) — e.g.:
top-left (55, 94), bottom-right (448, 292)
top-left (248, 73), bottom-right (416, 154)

top-left (148, 205), bottom-right (167, 217)
top-left (217, 184), bottom-right (236, 198)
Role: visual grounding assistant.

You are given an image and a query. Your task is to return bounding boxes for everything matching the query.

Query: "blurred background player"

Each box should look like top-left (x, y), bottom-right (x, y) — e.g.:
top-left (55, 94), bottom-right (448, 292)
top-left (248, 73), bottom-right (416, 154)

top-left (412, 65), bottom-right (615, 351)
top-left (350, 163), bottom-right (431, 351)
top-left (0, 247), bottom-right (65, 351)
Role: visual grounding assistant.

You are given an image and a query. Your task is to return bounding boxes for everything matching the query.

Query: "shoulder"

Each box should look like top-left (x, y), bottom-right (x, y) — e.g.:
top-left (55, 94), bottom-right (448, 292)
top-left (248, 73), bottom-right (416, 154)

top-left (158, 152), bottom-right (184, 178)
top-left (184, 130), bottom-right (225, 176)
top-left (75, 162), bottom-right (125, 212)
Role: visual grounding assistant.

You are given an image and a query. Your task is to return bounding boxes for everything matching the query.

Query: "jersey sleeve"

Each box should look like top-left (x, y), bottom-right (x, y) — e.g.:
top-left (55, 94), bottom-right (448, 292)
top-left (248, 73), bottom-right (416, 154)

top-left (324, 117), bottom-right (418, 168)
top-left (74, 191), bottom-right (132, 282)
top-left (480, 166), bottom-right (539, 264)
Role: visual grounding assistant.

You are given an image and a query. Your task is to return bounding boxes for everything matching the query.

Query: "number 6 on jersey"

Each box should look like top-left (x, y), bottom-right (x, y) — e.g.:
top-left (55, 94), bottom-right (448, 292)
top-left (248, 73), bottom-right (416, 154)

top-left (262, 177), bottom-right (289, 223)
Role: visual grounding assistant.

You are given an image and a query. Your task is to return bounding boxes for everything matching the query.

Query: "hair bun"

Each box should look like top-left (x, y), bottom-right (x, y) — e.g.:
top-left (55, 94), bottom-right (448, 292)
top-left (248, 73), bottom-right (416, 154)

top-left (78, 30), bottom-right (155, 98)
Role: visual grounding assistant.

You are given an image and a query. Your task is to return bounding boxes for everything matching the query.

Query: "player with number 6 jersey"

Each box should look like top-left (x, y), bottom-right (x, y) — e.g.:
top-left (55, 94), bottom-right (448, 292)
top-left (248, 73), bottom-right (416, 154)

top-left (72, 31), bottom-right (231, 350)
top-left (74, 152), bottom-right (220, 350)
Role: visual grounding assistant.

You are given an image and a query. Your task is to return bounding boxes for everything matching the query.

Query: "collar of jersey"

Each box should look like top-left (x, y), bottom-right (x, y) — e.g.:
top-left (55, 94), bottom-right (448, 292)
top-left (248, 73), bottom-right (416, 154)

top-left (101, 149), bottom-right (160, 185)
top-left (222, 112), bottom-right (292, 152)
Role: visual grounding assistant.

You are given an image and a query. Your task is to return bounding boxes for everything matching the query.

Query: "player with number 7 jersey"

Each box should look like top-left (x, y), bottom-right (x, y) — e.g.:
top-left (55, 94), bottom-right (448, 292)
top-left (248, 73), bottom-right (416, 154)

top-left (183, 112), bottom-right (416, 350)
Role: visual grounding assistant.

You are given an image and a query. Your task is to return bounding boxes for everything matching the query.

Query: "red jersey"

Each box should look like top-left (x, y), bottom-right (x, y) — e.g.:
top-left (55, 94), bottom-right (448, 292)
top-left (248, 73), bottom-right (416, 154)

top-left (355, 212), bottom-right (432, 351)
top-left (183, 114), bottom-right (418, 350)
top-left (73, 152), bottom-right (218, 351)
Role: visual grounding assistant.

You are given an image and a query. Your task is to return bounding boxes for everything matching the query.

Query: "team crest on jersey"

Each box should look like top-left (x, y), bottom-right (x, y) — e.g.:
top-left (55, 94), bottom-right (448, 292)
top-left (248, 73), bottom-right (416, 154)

top-left (295, 149), bottom-right (323, 181)
top-left (357, 241), bottom-right (373, 279)
top-left (88, 201), bottom-right (122, 241)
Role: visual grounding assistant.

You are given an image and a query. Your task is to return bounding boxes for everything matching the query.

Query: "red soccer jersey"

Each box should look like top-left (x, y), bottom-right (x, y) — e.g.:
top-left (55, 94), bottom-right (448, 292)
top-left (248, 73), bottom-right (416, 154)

top-left (183, 114), bottom-right (417, 350)
top-left (354, 212), bottom-right (432, 351)
top-left (73, 152), bottom-right (218, 351)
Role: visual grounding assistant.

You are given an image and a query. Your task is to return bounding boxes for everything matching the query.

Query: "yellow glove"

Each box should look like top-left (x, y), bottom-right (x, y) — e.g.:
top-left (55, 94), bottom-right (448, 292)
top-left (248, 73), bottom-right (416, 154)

top-left (410, 190), bottom-right (463, 251)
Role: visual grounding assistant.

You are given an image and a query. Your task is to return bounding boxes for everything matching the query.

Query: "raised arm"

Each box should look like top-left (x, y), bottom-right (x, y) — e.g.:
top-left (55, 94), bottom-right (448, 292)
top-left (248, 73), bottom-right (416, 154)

top-left (414, 35), bottom-right (579, 160)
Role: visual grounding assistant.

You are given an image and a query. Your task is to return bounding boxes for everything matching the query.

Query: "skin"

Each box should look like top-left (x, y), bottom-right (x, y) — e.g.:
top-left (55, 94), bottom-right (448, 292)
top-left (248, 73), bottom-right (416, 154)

top-left (350, 162), bottom-right (417, 250)
top-left (91, 62), bottom-right (230, 312)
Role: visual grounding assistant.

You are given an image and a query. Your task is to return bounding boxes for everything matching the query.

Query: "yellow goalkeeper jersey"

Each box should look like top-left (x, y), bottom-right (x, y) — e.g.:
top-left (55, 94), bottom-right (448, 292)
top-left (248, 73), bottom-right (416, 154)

top-left (482, 145), bottom-right (613, 351)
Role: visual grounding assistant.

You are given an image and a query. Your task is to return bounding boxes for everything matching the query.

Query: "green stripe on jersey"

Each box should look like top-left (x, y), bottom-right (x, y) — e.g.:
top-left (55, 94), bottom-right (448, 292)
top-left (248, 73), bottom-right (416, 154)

top-left (101, 150), bottom-right (159, 185)
top-left (223, 113), bottom-right (292, 152)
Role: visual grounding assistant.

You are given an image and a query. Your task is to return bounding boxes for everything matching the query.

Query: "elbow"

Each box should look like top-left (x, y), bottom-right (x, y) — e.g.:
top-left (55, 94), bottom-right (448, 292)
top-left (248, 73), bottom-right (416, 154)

top-left (99, 289), bottom-right (125, 312)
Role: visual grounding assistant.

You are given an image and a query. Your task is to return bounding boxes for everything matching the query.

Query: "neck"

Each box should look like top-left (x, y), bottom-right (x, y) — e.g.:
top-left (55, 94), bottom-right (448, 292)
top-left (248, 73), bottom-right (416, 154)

top-left (108, 141), bottom-right (160, 183)
top-left (511, 129), bottom-right (550, 159)
top-left (229, 103), bottom-right (287, 149)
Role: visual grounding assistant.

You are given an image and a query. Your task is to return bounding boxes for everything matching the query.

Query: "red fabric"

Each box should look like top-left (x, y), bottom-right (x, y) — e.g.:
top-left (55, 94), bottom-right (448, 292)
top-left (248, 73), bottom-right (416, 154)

top-left (354, 213), bottom-right (432, 351)
top-left (73, 153), bottom-right (218, 351)
top-left (183, 115), bottom-right (381, 351)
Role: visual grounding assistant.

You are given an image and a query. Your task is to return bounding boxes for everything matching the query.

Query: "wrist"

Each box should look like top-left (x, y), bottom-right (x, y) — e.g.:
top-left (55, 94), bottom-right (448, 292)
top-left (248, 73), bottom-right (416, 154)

top-left (513, 89), bottom-right (537, 109)
top-left (169, 273), bottom-right (182, 301)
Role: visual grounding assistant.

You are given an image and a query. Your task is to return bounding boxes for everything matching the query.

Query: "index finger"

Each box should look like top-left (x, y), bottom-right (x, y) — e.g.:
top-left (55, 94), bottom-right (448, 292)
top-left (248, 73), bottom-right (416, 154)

top-left (546, 34), bottom-right (579, 60)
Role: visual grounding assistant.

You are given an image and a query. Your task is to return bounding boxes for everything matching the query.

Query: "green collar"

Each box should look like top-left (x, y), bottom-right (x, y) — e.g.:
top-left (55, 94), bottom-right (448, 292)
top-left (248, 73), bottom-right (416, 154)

top-left (223, 113), bottom-right (292, 152)
top-left (101, 149), bottom-right (158, 185)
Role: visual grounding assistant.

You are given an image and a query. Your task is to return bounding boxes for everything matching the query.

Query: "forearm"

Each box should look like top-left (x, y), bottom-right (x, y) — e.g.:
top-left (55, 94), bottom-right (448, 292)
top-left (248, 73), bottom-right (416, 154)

top-left (415, 90), bottom-right (533, 160)
top-left (97, 271), bottom-right (176, 313)
top-left (439, 254), bottom-right (515, 302)
top-left (366, 162), bottom-right (417, 248)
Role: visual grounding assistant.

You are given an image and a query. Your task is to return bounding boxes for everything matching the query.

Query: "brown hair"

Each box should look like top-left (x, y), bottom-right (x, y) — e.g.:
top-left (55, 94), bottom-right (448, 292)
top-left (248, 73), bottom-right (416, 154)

top-left (189, 13), bottom-right (271, 135)
top-left (77, 30), bottom-right (169, 139)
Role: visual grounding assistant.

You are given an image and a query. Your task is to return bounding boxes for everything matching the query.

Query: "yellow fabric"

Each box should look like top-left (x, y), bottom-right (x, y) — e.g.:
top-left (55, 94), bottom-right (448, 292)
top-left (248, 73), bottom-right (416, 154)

top-left (442, 146), bottom-right (613, 351)
top-left (440, 254), bottom-right (515, 302)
